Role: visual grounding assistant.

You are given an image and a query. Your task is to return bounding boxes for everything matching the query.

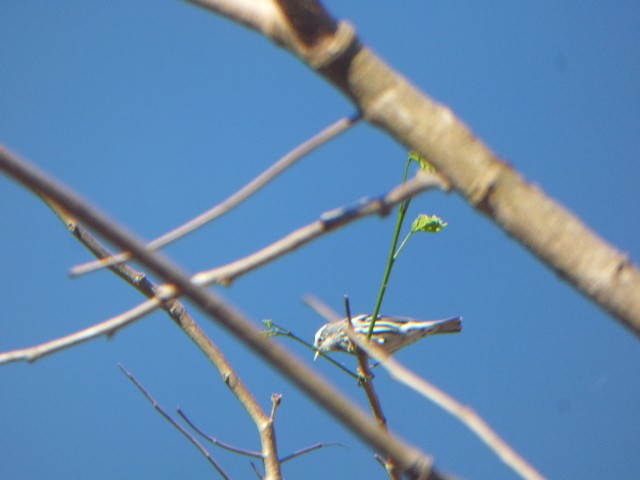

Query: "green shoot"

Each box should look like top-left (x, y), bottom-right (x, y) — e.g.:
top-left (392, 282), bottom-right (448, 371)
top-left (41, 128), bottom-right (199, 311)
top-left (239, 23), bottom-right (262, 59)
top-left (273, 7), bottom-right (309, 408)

top-left (366, 152), bottom-right (447, 340)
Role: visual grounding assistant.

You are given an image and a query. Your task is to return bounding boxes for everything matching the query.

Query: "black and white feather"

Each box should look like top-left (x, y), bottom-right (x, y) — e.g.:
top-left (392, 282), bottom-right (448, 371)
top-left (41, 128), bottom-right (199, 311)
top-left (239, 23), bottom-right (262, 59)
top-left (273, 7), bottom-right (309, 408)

top-left (313, 314), bottom-right (462, 359)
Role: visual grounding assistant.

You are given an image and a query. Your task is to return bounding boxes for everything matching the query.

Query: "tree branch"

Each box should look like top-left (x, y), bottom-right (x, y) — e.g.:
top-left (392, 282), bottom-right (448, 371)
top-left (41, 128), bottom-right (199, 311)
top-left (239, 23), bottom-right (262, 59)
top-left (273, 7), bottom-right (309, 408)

top-left (345, 298), bottom-right (399, 479)
top-left (348, 332), bottom-right (547, 480)
top-left (39, 195), bottom-right (284, 478)
top-left (70, 113), bottom-right (361, 277)
top-left (0, 146), bottom-right (448, 480)
top-left (185, 0), bottom-right (640, 336)
top-left (193, 169), bottom-right (447, 286)
top-left (119, 365), bottom-right (231, 479)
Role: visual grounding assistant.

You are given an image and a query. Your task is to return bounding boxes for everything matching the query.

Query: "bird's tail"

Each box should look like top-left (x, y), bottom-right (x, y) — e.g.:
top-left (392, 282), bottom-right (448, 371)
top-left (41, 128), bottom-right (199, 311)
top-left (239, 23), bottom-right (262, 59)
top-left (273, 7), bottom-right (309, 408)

top-left (408, 316), bottom-right (462, 335)
top-left (431, 316), bottom-right (462, 334)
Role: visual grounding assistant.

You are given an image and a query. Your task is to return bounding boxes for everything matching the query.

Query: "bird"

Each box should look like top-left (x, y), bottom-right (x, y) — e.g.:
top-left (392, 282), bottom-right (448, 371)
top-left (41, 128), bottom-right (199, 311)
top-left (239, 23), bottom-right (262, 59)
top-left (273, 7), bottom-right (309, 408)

top-left (313, 314), bottom-right (462, 360)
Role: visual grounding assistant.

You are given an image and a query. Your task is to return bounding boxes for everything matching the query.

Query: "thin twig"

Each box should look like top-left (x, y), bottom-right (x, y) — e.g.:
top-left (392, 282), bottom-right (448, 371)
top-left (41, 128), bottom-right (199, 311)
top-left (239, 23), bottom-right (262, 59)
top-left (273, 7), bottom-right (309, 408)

top-left (348, 333), bottom-right (547, 480)
top-left (279, 442), bottom-right (346, 463)
top-left (192, 169), bottom-right (447, 286)
top-left (250, 461), bottom-right (264, 480)
top-left (178, 409), bottom-right (264, 458)
top-left (70, 113), bottom-right (361, 277)
top-left (270, 393), bottom-right (283, 422)
top-left (264, 320), bottom-right (359, 380)
top-left (346, 297), bottom-right (398, 479)
top-left (119, 365), bottom-right (231, 479)
top-left (0, 297), bottom-right (163, 365)
top-left (179, 407), bottom-right (345, 464)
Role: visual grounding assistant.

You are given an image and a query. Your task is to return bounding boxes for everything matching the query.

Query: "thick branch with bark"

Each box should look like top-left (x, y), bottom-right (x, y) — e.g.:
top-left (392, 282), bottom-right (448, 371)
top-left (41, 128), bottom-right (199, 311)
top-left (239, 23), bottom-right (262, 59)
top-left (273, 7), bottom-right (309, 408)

top-left (186, 0), bottom-right (640, 336)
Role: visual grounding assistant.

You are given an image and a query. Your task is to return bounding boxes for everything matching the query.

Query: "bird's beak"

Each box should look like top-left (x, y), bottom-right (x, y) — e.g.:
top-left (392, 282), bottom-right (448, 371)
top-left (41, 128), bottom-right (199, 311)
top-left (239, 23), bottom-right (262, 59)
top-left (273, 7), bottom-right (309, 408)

top-left (313, 350), bottom-right (320, 361)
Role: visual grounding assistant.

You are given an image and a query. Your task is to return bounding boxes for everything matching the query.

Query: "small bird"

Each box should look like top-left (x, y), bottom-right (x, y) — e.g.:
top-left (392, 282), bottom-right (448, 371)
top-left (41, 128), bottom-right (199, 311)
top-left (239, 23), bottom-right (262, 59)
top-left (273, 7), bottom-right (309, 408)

top-left (313, 314), bottom-right (462, 360)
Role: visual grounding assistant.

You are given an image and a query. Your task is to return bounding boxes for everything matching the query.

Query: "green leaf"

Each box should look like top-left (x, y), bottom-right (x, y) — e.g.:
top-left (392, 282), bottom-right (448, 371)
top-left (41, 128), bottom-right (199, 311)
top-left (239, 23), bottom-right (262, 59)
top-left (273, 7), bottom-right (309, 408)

top-left (408, 150), bottom-right (436, 173)
top-left (411, 214), bottom-right (448, 233)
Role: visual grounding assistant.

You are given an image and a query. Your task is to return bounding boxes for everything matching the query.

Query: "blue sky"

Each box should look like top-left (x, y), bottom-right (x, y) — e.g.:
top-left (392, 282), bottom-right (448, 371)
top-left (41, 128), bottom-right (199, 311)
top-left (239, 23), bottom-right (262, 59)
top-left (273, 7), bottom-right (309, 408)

top-left (1, 1), bottom-right (639, 479)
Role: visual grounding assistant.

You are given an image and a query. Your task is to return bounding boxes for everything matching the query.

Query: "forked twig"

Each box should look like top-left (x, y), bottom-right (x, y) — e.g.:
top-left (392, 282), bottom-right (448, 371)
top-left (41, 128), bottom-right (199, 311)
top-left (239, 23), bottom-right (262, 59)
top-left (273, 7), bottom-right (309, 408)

top-left (179, 407), bottom-right (344, 464)
top-left (119, 365), bottom-right (231, 479)
top-left (278, 442), bottom-right (346, 464)
top-left (178, 409), bottom-right (263, 458)
top-left (70, 113), bottom-right (361, 277)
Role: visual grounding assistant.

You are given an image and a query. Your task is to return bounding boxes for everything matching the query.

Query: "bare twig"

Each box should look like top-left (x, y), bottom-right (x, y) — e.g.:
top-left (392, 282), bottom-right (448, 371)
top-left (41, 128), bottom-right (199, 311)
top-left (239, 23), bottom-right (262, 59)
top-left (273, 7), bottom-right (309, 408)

top-left (279, 442), bottom-right (346, 463)
top-left (269, 393), bottom-right (282, 421)
top-left (178, 408), bottom-right (264, 458)
top-left (70, 113), bottom-right (361, 277)
top-left (250, 461), bottom-right (265, 480)
top-left (345, 298), bottom-right (398, 480)
top-left (179, 407), bottom-right (345, 464)
top-left (192, 170), bottom-right (447, 286)
top-left (348, 333), bottom-right (547, 480)
top-left (0, 146), bottom-right (446, 479)
top-left (119, 365), bottom-right (231, 479)
top-left (183, 0), bottom-right (284, 42)
top-left (264, 320), bottom-right (359, 380)
top-left (0, 297), bottom-right (163, 365)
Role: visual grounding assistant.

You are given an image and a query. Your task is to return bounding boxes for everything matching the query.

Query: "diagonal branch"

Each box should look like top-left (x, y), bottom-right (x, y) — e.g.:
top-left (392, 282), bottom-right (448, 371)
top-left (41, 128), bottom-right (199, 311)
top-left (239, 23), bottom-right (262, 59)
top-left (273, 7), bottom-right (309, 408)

top-left (0, 146), bottom-right (449, 480)
top-left (0, 296), bottom-right (162, 365)
top-left (71, 113), bottom-right (361, 277)
top-left (307, 295), bottom-right (399, 479)
top-left (344, 298), bottom-right (398, 479)
top-left (178, 408), bottom-right (263, 458)
top-left (186, 0), bottom-right (640, 336)
top-left (119, 365), bottom-right (231, 479)
top-left (39, 195), bottom-right (284, 478)
top-left (348, 332), bottom-right (547, 480)
top-left (193, 169), bottom-right (447, 286)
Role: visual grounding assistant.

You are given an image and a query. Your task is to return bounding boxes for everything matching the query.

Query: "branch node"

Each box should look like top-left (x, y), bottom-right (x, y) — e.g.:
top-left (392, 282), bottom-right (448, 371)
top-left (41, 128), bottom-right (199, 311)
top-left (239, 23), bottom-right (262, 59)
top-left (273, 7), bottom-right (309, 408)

top-left (308, 20), bottom-right (357, 70)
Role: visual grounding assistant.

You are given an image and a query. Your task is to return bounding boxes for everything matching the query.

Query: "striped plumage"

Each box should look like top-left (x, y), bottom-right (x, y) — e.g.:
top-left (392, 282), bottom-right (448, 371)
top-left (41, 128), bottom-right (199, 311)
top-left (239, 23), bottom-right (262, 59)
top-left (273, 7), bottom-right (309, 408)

top-left (313, 314), bottom-right (462, 359)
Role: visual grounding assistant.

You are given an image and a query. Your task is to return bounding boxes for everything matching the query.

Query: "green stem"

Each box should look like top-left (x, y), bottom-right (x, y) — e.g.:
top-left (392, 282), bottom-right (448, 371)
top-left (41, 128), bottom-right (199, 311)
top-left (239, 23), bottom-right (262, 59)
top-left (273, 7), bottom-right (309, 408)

top-left (393, 231), bottom-right (414, 261)
top-left (367, 159), bottom-right (414, 339)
